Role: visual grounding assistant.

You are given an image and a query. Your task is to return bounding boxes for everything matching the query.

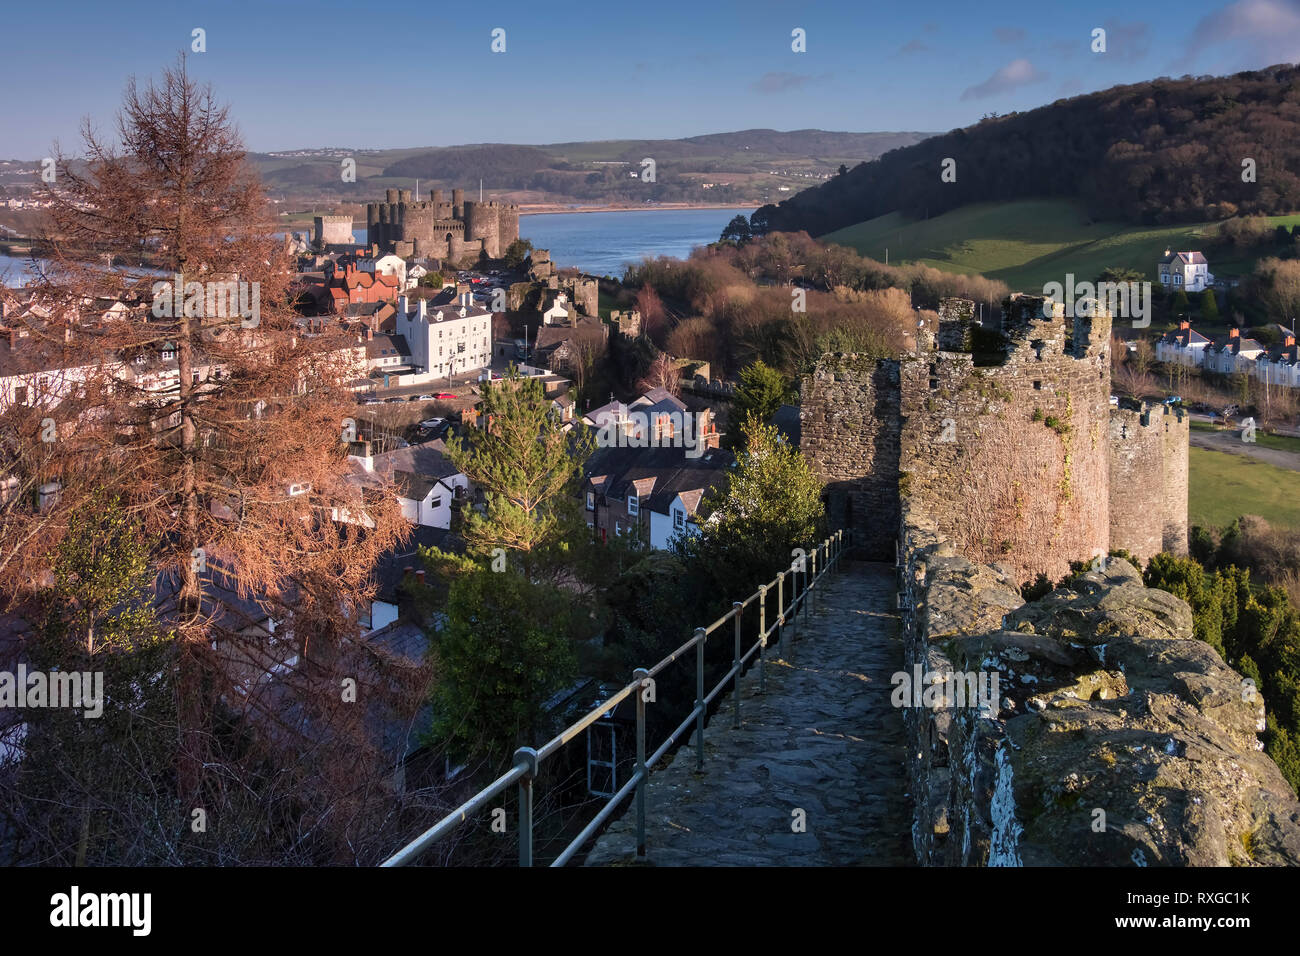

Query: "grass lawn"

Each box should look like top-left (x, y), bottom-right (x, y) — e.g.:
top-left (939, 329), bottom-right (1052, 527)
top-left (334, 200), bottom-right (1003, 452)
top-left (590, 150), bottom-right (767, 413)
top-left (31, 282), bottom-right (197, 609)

top-left (822, 199), bottom-right (1299, 294)
top-left (1189, 446), bottom-right (1300, 530)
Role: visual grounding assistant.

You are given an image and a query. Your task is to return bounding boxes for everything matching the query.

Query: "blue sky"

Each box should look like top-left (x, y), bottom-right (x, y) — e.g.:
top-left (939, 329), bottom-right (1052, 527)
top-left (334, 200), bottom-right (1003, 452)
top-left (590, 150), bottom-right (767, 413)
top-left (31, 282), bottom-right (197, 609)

top-left (2, 0), bottom-right (1299, 157)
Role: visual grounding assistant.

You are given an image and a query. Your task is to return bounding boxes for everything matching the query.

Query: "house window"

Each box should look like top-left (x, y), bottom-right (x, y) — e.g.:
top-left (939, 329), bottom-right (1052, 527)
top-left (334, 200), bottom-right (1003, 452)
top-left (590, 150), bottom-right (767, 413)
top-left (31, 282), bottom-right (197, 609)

top-left (586, 491), bottom-right (595, 511)
top-left (14, 385), bottom-right (27, 405)
top-left (674, 509), bottom-right (685, 531)
top-left (628, 495), bottom-right (639, 515)
top-left (429, 497), bottom-right (442, 509)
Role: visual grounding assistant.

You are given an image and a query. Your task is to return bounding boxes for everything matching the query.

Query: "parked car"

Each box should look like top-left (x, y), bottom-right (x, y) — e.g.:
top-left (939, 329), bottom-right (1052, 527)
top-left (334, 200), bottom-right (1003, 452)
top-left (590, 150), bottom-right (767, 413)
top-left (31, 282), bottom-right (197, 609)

top-left (435, 392), bottom-right (456, 399)
top-left (361, 397), bottom-right (381, 405)
top-left (416, 394), bottom-right (435, 401)
top-left (384, 397), bottom-right (405, 404)
top-left (419, 418), bottom-right (446, 429)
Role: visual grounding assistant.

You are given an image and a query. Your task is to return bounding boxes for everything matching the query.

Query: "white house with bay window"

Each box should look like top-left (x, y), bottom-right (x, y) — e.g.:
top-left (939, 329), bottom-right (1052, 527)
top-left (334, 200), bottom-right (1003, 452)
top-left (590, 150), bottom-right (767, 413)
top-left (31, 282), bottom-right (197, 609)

top-left (1158, 250), bottom-right (1214, 293)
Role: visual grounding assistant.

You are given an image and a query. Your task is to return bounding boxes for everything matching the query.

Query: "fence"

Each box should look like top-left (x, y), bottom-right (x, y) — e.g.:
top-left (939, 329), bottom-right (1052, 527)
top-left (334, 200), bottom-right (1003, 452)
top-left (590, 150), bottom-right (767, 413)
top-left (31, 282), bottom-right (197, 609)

top-left (381, 528), bottom-right (849, 867)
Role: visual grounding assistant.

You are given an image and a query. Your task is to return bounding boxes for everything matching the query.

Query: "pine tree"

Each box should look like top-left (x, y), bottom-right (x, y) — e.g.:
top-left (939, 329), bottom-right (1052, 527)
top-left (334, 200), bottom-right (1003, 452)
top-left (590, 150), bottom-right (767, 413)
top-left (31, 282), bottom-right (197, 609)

top-left (1201, 289), bottom-right (1220, 321)
top-left (441, 368), bottom-right (593, 572)
top-left (678, 414), bottom-right (824, 597)
top-left (728, 361), bottom-right (793, 448)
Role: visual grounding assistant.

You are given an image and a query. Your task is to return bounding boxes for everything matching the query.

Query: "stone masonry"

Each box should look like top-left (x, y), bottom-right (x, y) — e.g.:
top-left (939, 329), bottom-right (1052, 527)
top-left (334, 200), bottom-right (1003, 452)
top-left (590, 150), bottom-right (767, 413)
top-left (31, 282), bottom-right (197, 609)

top-left (583, 562), bottom-right (912, 866)
top-left (802, 294), bottom-right (1189, 583)
top-left (898, 503), bottom-right (1300, 865)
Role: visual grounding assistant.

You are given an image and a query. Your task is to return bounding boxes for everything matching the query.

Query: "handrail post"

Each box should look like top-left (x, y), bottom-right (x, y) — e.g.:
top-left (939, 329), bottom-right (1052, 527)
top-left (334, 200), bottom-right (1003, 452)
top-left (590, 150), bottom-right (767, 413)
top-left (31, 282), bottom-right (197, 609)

top-left (694, 628), bottom-right (706, 772)
top-left (777, 571), bottom-right (785, 660)
top-left (732, 601), bottom-right (743, 729)
top-left (514, 746), bottom-right (538, 867)
top-left (758, 583), bottom-right (767, 695)
top-left (809, 548), bottom-right (817, 619)
top-left (633, 667), bottom-right (649, 860)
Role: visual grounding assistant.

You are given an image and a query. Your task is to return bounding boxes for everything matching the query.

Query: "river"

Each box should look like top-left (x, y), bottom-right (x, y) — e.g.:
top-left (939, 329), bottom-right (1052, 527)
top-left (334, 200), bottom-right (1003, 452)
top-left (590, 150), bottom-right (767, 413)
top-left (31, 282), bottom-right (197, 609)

top-left (2, 206), bottom-right (754, 287)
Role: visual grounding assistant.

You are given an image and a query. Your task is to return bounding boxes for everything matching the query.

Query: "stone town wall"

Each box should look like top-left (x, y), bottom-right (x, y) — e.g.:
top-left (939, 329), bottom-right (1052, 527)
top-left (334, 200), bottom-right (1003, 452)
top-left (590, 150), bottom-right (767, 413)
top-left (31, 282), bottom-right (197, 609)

top-left (800, 354), bottom-right (901, 560)
top-left (801, 294), bottom-right (1187, 583)
top-left (897, 505), bottom-right (1300, 866)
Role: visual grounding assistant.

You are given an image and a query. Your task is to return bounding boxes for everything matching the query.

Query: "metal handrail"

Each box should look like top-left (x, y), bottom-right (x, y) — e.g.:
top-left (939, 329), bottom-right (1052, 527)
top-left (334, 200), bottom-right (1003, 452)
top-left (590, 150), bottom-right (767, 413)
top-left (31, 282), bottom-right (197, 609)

top-left (381, 527), bottom-right (848, 867)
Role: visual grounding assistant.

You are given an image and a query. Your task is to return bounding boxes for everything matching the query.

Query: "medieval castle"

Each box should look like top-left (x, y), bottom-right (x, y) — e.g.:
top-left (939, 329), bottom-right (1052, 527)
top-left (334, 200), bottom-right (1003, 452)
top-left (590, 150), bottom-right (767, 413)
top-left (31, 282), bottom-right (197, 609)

top-left (802, 293), bottom-right (1189, 582)
top-left (351, 188), bottom-right (521, 261)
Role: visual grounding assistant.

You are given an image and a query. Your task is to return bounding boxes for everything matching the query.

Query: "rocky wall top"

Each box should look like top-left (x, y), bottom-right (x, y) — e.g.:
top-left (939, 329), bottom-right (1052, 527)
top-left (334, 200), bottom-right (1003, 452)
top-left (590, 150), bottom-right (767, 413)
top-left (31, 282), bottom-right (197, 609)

top-left (899, 506), bottom-right (1300, 866)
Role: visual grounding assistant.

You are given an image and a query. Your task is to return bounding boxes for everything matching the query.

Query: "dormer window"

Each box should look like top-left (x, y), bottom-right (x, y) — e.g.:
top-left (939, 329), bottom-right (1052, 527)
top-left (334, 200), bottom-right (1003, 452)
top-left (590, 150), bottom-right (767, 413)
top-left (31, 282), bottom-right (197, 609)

top-left (628, 495), bottom-right (639, 515)
top-left (674, 509), bottom-right (686, 531)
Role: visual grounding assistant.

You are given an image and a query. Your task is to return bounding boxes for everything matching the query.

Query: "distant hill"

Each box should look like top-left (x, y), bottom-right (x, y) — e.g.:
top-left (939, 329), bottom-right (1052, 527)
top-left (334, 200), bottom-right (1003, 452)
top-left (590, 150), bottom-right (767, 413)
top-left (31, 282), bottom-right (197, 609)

top-left (757, 65), bottom-right (1300, 237)
top-left (244, 129), bottom-right (934, 206)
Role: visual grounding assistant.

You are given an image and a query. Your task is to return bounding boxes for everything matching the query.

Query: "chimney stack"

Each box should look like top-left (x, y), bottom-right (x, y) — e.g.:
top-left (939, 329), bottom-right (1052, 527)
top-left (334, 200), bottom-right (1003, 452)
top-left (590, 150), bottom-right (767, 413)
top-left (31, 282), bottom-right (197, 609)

top-left (366, 327), bottom-right (373, 341)
top-left (1179, 319), bottom-right (1190, 330)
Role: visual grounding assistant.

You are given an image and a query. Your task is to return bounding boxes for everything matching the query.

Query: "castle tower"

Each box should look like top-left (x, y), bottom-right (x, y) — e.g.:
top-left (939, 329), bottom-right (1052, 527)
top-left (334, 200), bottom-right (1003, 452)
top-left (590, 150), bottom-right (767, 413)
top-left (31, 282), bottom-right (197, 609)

top-left (452, 189), bottom-right (464, 220)
top-left (465, 200), bottom-right (503, 258)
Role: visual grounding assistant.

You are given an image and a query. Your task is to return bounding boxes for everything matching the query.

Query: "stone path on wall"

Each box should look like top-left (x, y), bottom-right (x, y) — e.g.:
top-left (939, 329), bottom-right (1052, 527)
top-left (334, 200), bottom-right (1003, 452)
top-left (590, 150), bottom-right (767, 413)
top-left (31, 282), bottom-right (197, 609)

top-left (582, 561), bottom-right (913, 867)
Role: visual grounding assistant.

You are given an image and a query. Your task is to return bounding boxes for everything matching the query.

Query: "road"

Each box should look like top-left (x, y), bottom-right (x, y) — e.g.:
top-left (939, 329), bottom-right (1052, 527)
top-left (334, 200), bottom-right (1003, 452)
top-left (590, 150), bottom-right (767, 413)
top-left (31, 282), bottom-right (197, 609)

top-left (1190, 426), bottom-right (1300, 473)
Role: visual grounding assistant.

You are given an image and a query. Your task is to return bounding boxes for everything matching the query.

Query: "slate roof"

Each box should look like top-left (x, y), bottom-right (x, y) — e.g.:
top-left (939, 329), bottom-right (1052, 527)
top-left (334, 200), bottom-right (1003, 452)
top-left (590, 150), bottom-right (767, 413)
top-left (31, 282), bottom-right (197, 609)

top-left (582, 441), bottom-right (733, 516)
top-left (1161, 251), bottom-right (1208, 266)
top-left (1209, 334), bottom-right (1265, 355)
top-left (1158, 326), bottom-right (1211, 347)
top-left (364, 333), bottom-right (411, 360)
top-left (771, 403), bottom-right (802, 446)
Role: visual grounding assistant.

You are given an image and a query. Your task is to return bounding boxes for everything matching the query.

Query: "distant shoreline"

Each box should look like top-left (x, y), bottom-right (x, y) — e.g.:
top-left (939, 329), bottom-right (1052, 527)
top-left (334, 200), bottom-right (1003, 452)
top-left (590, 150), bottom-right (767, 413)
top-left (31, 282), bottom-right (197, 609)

top-left (516, 202), bottom-right (757, 217)
top-left (276, 203), bottom-right (757, 229)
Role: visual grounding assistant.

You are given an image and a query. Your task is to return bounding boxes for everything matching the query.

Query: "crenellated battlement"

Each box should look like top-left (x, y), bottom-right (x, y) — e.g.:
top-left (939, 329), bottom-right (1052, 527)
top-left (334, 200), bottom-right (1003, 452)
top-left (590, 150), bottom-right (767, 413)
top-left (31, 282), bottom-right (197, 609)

top-left (802, 295), bottom-right (1186, 582)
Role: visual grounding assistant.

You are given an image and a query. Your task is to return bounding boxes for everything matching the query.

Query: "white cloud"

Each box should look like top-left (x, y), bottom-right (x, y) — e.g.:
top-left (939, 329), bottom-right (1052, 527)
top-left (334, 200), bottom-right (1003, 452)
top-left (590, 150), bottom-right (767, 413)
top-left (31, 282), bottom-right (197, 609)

top-left (1179, 0), bottom-right (1300, 69)
top-left (960, 58), bottom-right (1046, 100)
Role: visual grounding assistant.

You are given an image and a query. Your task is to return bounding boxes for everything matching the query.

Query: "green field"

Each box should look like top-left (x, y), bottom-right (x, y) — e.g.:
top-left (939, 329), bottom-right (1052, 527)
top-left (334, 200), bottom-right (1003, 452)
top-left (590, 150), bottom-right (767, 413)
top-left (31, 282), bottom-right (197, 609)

top-left (822, 199), bottom-right (1300, 294)
top-left (1189, 446), bottom-right (1300, 530)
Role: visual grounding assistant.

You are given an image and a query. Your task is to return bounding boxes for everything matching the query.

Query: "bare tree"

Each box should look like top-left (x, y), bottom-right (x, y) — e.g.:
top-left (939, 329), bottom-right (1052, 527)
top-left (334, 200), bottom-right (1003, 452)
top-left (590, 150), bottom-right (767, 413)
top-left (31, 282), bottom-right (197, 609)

top-left (637, 351), bottom-right (682, 397)
top-left (3, 58), bottom-right (413, 856)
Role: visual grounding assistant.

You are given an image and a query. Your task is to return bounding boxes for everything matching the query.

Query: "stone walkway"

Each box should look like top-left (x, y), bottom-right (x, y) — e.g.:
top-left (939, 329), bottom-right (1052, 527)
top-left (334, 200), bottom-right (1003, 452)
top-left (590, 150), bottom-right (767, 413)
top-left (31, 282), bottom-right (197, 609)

top-left (582, 561), bottom-right (913, 866)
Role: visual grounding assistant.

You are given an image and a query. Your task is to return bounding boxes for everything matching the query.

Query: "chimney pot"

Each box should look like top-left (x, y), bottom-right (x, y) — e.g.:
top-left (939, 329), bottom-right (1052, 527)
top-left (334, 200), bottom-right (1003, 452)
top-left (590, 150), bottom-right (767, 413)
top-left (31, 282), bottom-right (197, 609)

top-left (1230, 327), bottom-right (1240, 338)
top-left (415, 570), bottom-right (425, 585)
top-left (403, 566), bottom-right (413, 580)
